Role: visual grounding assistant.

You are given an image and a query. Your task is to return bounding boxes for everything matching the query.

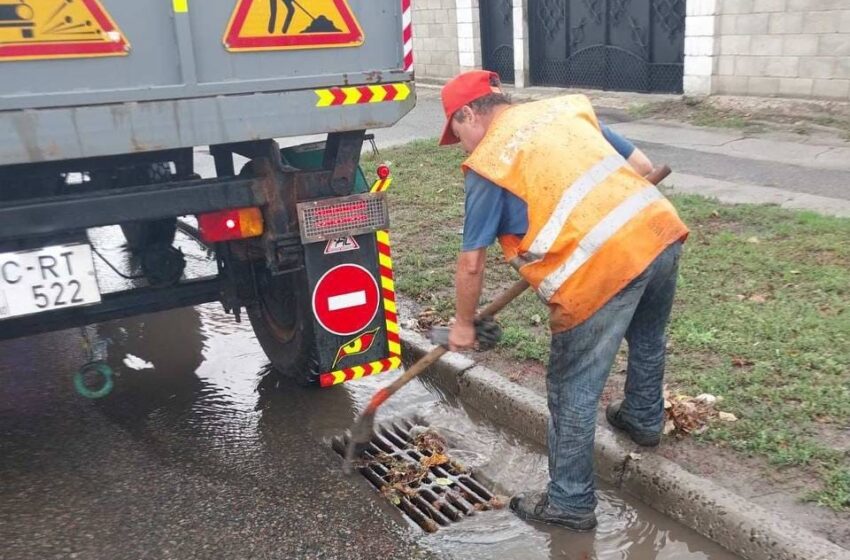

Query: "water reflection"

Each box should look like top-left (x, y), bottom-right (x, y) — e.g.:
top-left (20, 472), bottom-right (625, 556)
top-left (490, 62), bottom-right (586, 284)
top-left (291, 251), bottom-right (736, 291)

top-left (93, 306), bottom-right (206, 436)
top-left (0, 293), bottom-right (737, 560)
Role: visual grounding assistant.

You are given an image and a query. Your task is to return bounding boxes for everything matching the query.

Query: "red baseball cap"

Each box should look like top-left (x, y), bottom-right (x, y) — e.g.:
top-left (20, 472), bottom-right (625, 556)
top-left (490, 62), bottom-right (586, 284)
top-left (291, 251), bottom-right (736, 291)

top-left (439, 70), bottom-right (503, 146)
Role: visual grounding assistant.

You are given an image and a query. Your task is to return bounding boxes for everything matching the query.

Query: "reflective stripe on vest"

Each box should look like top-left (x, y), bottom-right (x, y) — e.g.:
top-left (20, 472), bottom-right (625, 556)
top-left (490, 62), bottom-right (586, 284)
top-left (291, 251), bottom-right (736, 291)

top-left (526, 153), bottom-right (625, 260)
top-left (462, 95), bottom-right (688, 332)
top-left (538, 186), bottom-right (665, 301)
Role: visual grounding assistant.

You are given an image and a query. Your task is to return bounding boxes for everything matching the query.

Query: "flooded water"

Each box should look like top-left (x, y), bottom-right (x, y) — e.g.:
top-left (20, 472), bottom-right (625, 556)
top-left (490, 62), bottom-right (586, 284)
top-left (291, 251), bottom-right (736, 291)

top-left (352, 379), bottom-right (736, 560)
top-left (0, 226), bottom-right (739, 559)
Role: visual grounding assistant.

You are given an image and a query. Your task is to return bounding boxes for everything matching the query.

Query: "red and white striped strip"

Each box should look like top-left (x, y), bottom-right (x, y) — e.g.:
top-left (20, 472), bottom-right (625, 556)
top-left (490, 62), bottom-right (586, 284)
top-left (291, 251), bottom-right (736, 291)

top-left (402, 0), bottom-right (413, 73)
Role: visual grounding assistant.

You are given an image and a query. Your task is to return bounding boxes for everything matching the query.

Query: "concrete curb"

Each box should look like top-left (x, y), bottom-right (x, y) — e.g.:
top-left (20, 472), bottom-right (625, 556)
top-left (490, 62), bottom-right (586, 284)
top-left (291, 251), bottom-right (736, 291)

top-left (400, 330), bottom-right (850, 560)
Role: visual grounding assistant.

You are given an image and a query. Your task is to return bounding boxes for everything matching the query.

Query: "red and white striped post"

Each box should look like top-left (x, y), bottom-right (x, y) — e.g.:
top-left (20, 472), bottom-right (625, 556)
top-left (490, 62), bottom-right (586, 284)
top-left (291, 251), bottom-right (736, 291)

top-left (401, 0), bottom-right (414, 73)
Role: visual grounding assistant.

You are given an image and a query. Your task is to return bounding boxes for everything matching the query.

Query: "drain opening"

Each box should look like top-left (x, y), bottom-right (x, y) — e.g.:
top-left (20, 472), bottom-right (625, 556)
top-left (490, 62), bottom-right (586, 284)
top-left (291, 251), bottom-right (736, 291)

top-left (333, 417), bottom-right (506, 533)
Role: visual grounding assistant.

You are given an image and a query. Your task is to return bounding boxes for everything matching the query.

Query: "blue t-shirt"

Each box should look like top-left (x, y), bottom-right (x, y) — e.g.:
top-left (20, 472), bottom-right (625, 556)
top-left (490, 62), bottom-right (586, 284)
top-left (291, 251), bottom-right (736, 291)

top-left (461, 124), bottom-right (636, 252)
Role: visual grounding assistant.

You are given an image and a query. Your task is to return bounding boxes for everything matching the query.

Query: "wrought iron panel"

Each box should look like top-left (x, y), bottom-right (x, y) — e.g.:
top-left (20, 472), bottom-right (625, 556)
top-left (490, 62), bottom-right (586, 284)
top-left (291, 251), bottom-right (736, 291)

top-left (480, 0), bottom-right (515, 84)
top-left (529, 0), bottom-right (684, 93)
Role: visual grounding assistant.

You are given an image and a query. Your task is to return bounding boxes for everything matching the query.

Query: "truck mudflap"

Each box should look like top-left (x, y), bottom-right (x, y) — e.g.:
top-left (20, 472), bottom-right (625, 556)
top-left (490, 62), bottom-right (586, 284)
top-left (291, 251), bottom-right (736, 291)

top-left (298, 175), bottom-right (401, 387)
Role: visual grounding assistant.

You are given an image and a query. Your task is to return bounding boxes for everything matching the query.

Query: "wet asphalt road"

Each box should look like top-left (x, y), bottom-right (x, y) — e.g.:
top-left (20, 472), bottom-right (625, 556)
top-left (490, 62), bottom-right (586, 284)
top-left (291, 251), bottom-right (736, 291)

top-left (0, 93), bottom-right (755, 560)
top-left (0, 298), bottom-right (738, 560)
top-left (0, 304), bottom-right (438, 560)
top-left (0, 226), bottom-right (739, 560)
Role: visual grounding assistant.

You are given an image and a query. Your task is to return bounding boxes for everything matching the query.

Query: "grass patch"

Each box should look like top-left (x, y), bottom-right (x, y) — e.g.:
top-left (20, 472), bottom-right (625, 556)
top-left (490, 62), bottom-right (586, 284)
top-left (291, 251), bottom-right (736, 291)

top-left (629, 98), bottom-right (757, 130)
top-left (369, 139), bottom-right (850, 511)
top-left (628, 97), bottom-right (850, 139)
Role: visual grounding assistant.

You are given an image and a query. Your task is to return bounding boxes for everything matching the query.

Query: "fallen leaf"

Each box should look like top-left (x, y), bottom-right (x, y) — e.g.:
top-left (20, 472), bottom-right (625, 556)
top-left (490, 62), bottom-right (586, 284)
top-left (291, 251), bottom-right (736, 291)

top-left (718, 411), bottom-right (738, 422)
top-left (663, 420), bottom-right (677, 435)
top-left (748, 294), bottom-right (768, 303)
top-left (420, 453), bottom-right (449, 468)
top-left (746, 236), bottom-right (760, 244)
top-left (530, 314), bottom-right (542, 326)
top-left (665, 394), bottom-right (715, 435)
top-left (732, 357), bottom-right (754, 368)
top-left (435, 477), bottom-right (452, 486)
top-left (487, 495), bottom-right (509, 510)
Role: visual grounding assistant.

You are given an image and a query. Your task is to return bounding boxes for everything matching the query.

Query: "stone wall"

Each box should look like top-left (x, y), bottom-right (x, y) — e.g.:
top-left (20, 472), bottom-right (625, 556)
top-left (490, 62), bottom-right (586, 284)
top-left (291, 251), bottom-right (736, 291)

top-left (409, 0), bottom-right (850, 101)
top-left (714, 0), bottom-right (850, 99)
top-left (411, 0), bottom-right (461, 79)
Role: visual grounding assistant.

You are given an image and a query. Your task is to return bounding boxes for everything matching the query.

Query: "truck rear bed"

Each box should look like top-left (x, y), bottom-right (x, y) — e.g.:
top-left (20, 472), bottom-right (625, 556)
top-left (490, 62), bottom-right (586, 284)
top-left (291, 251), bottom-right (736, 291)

top-left (0, 0), bottom-right (413, 165)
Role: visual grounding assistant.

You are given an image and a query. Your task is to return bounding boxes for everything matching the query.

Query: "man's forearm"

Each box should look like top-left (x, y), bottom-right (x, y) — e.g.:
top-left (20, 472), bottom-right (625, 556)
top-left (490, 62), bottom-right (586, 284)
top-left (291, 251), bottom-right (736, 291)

top-left (455, 250), bottom-right (486, 326)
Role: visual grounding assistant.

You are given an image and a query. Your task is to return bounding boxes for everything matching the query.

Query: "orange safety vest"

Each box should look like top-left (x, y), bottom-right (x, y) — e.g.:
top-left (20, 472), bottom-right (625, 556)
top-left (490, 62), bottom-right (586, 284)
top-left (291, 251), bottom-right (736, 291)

top-left (463, 95), bottom-right (689, 333)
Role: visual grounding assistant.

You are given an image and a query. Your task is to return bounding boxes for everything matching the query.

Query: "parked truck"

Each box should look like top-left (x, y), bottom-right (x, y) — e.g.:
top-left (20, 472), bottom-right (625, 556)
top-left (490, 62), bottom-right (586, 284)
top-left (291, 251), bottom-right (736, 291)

top-left (0, 0), bottom-right (414, 388)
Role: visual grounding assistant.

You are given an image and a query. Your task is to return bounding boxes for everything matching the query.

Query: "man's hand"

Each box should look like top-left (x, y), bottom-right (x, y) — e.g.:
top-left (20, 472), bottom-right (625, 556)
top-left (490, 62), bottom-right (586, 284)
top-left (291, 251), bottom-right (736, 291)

top-left (452, 248), bottom-right (487, 351)
top-left (449, 320), bottom-right (476, 351)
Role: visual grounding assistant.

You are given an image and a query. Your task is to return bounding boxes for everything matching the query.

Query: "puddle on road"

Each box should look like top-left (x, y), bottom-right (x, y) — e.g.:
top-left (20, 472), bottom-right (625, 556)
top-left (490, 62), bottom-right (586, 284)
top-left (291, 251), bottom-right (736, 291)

top-left (1, 227), bottom-right (737, 559)
top-left (358, 380), bottom-right (735, 560)
top-left (83, 303), bottom-right (736, 560)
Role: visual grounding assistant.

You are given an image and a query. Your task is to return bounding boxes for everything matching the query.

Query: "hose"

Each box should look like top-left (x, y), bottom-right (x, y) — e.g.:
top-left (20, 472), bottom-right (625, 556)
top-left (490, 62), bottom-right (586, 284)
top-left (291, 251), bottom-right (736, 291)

top-left (73, 361), bottom-right (114, 399)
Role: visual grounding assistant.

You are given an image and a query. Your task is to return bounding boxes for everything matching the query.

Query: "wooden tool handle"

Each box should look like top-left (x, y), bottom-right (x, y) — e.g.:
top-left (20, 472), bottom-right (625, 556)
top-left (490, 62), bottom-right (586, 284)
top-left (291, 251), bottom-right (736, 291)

top-left (646, 164), bottom-right (672, 186)
top-left (378, 345), bottom-right (447, 401)
top-left (479, 279), bottom-right (530, 318)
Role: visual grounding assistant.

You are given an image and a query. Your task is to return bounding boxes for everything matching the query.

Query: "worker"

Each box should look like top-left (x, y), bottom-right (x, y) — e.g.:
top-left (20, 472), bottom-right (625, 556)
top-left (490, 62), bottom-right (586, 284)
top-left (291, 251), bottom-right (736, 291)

top-left (439, 70), bottom-right (689, 531)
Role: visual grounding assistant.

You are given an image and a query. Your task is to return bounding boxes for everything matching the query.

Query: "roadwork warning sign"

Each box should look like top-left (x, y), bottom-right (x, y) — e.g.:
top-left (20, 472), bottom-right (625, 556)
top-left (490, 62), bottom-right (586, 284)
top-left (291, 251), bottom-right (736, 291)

top-left (223, 0), bottom-right (363, 52)
top-left (0, 0), bottom-right (129, 62)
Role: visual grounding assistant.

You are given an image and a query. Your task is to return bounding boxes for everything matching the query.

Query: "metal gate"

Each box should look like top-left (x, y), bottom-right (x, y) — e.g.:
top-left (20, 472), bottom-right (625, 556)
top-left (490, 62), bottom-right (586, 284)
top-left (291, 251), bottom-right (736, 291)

top-left (480, 0), bottom-right (515, 84)
top-left (529, 0), bottom-right (685, 93)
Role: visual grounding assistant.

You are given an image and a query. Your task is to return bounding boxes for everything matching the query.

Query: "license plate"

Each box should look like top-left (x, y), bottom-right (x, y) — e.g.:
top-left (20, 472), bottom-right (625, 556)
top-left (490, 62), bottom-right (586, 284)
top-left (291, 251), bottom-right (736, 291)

top-left (0, 243), bottom-right (101, 320)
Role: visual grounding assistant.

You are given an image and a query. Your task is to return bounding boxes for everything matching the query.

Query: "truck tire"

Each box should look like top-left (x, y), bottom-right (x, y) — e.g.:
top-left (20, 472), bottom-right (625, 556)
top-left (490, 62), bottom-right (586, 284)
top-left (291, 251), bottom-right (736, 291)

top-left (247, 270), bottom-right (316, 385)
top-left (117, 163), bottom-right (177, 252)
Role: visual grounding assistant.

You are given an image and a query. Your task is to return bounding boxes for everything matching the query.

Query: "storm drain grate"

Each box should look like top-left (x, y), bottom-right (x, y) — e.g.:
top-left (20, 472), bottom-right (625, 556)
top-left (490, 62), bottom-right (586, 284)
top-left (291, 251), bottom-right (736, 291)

top-left (333, 418), bottom-right (505, 533)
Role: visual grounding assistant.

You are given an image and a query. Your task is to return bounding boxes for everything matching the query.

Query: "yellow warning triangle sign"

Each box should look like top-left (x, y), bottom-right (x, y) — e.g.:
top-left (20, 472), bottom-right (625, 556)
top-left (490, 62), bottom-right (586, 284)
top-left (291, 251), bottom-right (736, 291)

top-left (0, 0), bottom-right (130, 62)
top-left (223, 0), bottom-right (364, 52)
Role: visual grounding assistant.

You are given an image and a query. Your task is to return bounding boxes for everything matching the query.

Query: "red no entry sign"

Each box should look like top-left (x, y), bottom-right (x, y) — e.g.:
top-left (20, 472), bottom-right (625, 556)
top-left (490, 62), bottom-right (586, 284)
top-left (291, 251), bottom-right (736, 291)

top-left (312, 264), bottom-right (380, 336)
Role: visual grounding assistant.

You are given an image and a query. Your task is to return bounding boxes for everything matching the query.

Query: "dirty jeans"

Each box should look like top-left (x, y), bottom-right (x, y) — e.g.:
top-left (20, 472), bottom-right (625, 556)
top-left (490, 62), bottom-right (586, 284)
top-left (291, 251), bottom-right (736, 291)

top-left (546, 241), bottom-right (682, 514)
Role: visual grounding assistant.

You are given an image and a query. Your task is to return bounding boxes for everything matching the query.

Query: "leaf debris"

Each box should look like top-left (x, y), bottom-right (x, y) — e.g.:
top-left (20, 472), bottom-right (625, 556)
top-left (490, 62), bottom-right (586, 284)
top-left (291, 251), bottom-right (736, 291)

top-left (664, 387), bottom-right (739, 436)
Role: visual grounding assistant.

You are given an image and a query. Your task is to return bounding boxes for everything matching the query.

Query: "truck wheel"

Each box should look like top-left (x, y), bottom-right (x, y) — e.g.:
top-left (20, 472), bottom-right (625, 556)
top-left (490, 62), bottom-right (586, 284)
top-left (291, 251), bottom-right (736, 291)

top-left (117, 163), bottom-right (177, 252)
top-left (247, 271), bottom-right (316, 385)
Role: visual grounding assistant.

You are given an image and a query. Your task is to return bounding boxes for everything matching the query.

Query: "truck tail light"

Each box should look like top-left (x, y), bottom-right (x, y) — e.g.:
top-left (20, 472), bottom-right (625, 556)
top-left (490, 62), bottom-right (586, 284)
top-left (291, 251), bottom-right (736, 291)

top-left (198, 208), bottom-right (264, 243)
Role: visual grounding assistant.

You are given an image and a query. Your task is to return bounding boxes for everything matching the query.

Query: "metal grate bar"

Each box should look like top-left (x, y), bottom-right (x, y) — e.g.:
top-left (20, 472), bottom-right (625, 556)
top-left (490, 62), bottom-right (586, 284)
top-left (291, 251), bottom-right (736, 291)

top-left (333, 418), bottom-right (504, 533)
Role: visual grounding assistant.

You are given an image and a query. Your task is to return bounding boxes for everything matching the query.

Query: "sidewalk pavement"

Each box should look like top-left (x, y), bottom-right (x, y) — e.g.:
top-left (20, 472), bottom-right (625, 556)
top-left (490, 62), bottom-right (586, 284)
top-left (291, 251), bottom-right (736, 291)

top-left (610, 120), bottom-right (850, 171)
top-left (606, 119), bottom-right (850, 217)
top-left (665, 173), bottom-right (850, 218)
top-left (391, 86), bottom-right (850, 218)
